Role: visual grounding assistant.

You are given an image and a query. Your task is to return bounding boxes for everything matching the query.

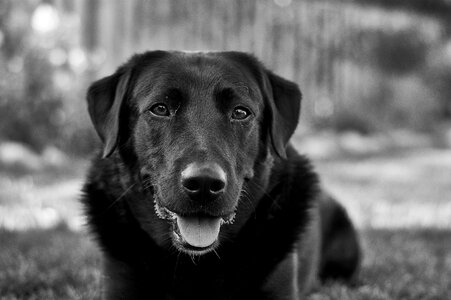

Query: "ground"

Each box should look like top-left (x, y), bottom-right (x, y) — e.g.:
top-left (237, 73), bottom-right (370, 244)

top-left (0, 135), bottom-right (450, 299)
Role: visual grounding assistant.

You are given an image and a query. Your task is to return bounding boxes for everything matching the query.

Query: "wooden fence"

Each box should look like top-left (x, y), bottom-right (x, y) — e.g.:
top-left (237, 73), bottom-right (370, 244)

top-left (51, 0), bottom-right (449, 129)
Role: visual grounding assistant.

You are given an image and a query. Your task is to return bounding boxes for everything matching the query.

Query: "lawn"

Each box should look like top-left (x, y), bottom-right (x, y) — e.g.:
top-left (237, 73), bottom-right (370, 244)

top-left (0, 140), bottom-right (450, 299)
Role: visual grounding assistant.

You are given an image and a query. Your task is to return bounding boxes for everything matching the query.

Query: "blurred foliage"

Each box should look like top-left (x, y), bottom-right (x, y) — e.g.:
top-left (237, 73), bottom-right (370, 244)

top-left (0, 49), bottom-right (62, 151)
top-left (0, 0), bottom-right (97, 155)
top-left (369, 29), bottom-right (429, 75)
top-left (0, 0), bottom-right (450, 156)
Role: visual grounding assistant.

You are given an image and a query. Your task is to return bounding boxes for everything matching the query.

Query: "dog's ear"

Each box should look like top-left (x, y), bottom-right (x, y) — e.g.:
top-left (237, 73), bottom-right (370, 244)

top-left (264, 71), bottom-right (302, 159)
top-left (87, 68), bottom-right (132, 158)
top-left (222, 52), bottom-right (302, 159)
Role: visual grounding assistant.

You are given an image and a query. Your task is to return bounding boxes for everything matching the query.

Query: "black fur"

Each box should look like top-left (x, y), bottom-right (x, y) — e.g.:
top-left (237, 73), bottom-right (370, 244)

top-left (319, 194), bottom-right (361, 281)
top-left (83, 151), bottom-right (318, 299)
top-left (82, 51), bottom-right (360, 299)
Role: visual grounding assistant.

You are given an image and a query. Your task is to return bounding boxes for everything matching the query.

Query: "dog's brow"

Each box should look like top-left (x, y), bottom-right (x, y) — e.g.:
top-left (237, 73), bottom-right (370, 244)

top-left (232, 83), bottom-right (260, 101)
top-left (234, 84), bottom-right (250, 95)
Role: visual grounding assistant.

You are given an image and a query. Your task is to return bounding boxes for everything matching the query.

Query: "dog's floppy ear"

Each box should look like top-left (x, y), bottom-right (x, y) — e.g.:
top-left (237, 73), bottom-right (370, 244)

top-left (264, 71), bottom-right (302, 159)
top-left (87, 68), bottom-right (132, 158)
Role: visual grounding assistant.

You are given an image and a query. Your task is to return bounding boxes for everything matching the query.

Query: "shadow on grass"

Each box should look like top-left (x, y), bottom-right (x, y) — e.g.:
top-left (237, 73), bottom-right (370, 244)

top-left (1, 225), bottom-right (450, 300)
top-left (312, 229), bottom-right (451, 300)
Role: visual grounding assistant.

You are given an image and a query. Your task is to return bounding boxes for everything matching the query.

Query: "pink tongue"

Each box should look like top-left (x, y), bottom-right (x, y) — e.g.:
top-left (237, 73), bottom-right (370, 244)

top-left (176, 216), bottom-right (221, 248)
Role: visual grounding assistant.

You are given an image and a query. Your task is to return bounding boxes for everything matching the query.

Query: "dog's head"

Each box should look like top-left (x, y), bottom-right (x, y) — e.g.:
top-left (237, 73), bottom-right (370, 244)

top-left (87, 51), bottom-right (301, 255)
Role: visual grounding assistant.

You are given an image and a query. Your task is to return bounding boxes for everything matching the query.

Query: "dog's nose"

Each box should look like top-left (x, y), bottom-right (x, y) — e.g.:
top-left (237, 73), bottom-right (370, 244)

top-left (181, 163), bottom-right (226, 202)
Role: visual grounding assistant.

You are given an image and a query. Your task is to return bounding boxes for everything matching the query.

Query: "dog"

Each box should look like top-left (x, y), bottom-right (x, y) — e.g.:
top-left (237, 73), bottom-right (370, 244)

top-left (82, 50), bottom-right (361, 300)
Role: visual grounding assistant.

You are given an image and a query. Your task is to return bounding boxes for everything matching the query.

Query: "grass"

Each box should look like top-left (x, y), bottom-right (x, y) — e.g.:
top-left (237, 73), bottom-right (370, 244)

top-left (1, 226), bottom-right (449, 299)
top-left (312, 229), bottom-right (451, 300)
top-left (0, 142), bottom-right (450, 299)
top-left (0, 225), bottom-right (101, 300)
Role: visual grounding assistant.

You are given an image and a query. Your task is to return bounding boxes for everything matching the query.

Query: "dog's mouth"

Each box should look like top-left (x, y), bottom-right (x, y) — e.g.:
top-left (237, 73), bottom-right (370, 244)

top-left (154, 201), bottom-right (235, 254)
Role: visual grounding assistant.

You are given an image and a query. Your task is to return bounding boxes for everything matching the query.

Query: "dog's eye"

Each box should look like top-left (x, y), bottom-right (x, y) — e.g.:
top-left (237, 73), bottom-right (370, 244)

top-left (149, 104), bottom-right (170, 117)
top-left (231, 106), bottom-right (251, 120)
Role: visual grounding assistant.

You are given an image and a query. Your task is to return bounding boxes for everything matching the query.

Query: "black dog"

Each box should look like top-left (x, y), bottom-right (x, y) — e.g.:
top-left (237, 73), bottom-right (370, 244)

top-left (83, 51), bottom-right (360, 299)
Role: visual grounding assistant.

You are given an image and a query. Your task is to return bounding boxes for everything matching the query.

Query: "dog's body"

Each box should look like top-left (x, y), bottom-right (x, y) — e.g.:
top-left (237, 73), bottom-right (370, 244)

top-left (83, 51), bottom-right (360, 299)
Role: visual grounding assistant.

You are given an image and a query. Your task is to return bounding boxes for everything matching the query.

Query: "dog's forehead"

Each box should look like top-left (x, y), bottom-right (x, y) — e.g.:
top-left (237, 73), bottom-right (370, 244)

top-left (132, 52), bottom-right (260, 99)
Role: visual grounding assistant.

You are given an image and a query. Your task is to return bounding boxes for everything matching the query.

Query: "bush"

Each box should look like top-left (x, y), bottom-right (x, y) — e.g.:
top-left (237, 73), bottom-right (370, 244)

top-left (0, 49), bottom-right (64, 152)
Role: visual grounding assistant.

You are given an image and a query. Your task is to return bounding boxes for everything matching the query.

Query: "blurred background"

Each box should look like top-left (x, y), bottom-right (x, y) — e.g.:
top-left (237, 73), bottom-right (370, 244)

top-left (0, 0), bottom-right (450, 299)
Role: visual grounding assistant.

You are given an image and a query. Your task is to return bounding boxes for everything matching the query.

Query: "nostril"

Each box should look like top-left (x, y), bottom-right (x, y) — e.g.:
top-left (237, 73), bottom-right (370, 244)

top-left (209, 179), bottom-right (225, 194)
top-left (182, 177), bottom-right (225, 194)
top-left (181, 163), bottom-right (227, 199)
top-left (182, 178), bottom-right (201, 193)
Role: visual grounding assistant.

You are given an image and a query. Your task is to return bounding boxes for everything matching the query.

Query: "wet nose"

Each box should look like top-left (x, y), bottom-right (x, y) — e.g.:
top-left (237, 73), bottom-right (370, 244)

top-left (181, 163), bottom-right (226, 202)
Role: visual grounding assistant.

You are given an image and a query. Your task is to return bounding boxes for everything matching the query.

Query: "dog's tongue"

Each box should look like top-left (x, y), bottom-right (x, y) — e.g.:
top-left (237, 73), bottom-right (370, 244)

top-left (176, 216), bottom-right (221, 248)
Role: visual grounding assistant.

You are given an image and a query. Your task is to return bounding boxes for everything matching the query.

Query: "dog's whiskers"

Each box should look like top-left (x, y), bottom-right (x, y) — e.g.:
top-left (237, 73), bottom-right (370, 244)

top-left (104, 183), bottom-right (137, 212)
top-left (189, 253), bottom-right (198, 265)
top-left (247, 179), bottom-right (275, 200)
top-left (141, 177), bottom-right (154, 191)
top-left (238, 188), bottom-right (255, 212)
top-left (212, 248), bottom-right (221, 260)
top-left (173, 252), bottom-right (182, 280)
